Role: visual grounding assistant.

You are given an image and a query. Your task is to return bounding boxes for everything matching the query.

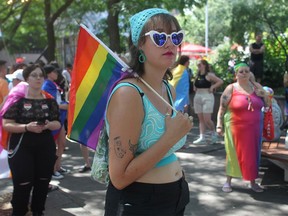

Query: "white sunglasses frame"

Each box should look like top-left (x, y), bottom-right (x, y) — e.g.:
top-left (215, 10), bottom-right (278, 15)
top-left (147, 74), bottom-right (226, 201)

top-left (144, 30), bottom-right (185, 47)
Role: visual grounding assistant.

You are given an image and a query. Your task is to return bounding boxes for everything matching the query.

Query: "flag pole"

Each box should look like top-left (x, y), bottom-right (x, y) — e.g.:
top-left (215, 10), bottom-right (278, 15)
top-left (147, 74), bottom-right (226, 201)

top-left (135, 75), bottom-right (178, 113)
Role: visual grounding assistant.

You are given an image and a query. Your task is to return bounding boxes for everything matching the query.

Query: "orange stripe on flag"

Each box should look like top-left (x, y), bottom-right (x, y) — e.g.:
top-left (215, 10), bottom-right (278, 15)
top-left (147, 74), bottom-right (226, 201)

top-left (68, 26), bottom-right (99, 135)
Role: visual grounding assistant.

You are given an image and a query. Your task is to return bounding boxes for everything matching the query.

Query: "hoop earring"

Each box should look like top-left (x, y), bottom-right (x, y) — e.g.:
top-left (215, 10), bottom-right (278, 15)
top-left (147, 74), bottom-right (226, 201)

top-left (138, 50), bottom-right (146, 63)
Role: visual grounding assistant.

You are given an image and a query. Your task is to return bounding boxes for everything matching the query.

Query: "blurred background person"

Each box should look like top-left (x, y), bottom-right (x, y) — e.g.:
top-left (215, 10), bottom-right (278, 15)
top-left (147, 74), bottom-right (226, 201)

top-left (281, 72), bottom-right (288, 130)
top-left (6, 69), bottom-right (25, 90)
top-left (42, 64), bottom-right (69, 180)
top-left (2, 64), bottom-right (61, 215)
top-left (262, 86), bottom-right (283, 141)
top-left (216, 62), bottom-right (269, 193)
top-left (193, 59), bottom-right (223, 144)
top-left (62, 63), bottom-right (72, 86)
top-left (169, 55), bottom-right (191, 113)
top-left (0, 60), bottom-right (9, 106)
top-left (249, 33), bottom-right (265, 83)
top-left (79, 145), bottom-right (91, 173)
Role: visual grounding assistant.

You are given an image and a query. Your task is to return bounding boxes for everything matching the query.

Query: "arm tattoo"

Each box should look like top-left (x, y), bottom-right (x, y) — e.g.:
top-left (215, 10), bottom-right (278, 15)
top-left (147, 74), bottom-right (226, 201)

top-left (128, 140), bottom-right (137, 155)
top-left (113, 136), bottom-right (126, 158)
top-left (222, 95), bottom-right (228, 101)
top-left (221, 94), bottom-right (230, 108)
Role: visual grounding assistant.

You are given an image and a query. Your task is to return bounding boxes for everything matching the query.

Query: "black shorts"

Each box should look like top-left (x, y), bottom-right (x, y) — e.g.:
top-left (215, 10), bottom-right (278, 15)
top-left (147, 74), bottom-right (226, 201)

top-left (104, 176), bottom-right (190, 216)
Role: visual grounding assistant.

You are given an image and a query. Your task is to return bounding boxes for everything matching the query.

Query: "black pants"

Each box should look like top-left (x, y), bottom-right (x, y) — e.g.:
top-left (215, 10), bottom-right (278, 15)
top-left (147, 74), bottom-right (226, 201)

top-left (250, 60), bottom-right (264, 79)
top-left (8, 132), bottom-right (56, 215)
top-left (105, 177), bottom-right (190, 216)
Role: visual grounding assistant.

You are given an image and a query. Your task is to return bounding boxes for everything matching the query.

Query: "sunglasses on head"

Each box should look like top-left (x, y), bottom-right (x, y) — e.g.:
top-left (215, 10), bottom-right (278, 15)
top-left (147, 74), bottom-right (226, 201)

top-left (144, 30), bottom-right (185, 47)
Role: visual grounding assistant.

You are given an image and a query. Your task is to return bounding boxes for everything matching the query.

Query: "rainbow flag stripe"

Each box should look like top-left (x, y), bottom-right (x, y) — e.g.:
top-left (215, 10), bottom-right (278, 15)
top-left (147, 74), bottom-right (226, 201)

top-left (67, 25), bottom-right (125, 149)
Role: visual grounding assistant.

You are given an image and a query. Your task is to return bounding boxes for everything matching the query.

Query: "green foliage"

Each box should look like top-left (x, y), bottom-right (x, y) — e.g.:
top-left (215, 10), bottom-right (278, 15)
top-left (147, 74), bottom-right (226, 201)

top-left (208, 35), bottom-right (287, 95)
top-left (0, 0), bottom-right (287, 90)
top-left (261, 36), bottom-right (287, 94)
top-left (177, 0), bottom-right (233, 47)
top-left (209, 41), bottom-right (238, 91)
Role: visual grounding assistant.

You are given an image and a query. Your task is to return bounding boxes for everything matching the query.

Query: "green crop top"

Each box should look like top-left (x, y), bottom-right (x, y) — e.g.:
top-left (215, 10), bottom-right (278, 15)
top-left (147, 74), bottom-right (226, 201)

top-left (105, 81), bottom-right (187, 167)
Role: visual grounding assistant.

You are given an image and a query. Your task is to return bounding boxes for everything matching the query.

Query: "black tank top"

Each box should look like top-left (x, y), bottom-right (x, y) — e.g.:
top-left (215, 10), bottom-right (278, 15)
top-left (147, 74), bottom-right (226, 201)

top-left (194, 74), bottom-right (211, 88)
top-left (251, 42), bottom-right (264, 61)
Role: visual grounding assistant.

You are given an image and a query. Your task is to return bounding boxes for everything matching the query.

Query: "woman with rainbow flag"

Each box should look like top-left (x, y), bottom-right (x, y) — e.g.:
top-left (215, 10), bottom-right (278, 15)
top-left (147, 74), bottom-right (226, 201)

top-left (104, 8), bottom-right (193, 216)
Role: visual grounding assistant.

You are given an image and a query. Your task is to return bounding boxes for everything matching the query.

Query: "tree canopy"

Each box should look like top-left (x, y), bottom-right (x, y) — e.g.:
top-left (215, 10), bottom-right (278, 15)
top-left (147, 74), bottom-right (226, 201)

top-left (0, 0), bottom-right (287, 91)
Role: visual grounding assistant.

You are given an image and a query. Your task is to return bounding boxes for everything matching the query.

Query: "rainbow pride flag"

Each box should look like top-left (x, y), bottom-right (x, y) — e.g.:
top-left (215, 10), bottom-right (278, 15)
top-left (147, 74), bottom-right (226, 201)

top-left (67, 24), bottom-right (128, 149)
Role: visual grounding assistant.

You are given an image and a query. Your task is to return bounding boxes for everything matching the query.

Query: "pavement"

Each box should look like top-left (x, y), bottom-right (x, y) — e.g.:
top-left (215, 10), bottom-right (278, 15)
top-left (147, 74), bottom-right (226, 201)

top-left (1, 122), bottom-right (288, 216)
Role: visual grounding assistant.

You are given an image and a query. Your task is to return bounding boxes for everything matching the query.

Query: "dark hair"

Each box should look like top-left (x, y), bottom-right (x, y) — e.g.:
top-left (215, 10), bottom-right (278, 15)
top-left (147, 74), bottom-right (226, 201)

top-left (0, 60), bottom-right (7, 66)
top-left (35, 59), bottom-right (45, 67)
top-left (172, 55), bottom-right (189, 69)
top-left (49, 61), bottom-right (60, 69)
top-left (128, 13), bottom-right (182, 81)
top-left (196, 59), bottom-right (210, 78)
top-left (66, 63), bottom-right (73, 68)
top-left (22, 64), bottom-right (45, 81)
top-left (43, 64), bottom-right (56, 74)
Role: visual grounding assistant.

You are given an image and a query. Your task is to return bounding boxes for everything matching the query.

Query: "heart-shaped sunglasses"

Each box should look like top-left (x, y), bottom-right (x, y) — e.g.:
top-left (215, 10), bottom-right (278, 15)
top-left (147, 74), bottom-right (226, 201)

top-left (144, 30), bottom-right (185, 47)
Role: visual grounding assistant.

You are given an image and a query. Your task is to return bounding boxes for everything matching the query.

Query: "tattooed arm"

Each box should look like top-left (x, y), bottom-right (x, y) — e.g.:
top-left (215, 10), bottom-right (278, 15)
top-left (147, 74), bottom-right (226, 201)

top-left (216, 84), bottom-right (233, 135)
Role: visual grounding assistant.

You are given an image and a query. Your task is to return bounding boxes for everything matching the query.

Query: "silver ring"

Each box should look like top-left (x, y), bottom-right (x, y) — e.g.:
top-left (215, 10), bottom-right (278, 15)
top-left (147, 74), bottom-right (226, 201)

top-left (165, 113), bottom-right (170, 117)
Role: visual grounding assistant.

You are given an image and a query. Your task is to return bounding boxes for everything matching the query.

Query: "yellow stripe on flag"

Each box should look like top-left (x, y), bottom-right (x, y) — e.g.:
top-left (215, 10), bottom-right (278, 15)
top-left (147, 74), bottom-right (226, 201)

top-left (73, 45), bottom-right (108, 123)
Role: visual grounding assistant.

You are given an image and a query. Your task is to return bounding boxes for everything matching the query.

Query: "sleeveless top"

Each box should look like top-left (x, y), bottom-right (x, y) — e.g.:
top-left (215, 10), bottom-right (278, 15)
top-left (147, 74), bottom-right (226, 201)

top-left (251, 42), bottom-right (264, 61)
top-left (194, 74), bottom-right (211, 88)
top-left (105, 81), bottom-right (187, 167)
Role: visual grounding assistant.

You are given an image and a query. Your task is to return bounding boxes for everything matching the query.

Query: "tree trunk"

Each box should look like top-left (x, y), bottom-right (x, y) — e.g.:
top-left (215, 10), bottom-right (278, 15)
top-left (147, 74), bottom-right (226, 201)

top-left (46, 22), bottom-right (56, 62)
top-left (107, 0), bottom-right (121, 53)
top-left (44, 0), bottom-right (74, 63)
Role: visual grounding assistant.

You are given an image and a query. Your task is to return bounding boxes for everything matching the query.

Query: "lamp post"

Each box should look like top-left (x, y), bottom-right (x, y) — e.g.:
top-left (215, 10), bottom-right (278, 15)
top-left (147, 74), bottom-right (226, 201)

top-left (205, 0), bottom-right (209, 56)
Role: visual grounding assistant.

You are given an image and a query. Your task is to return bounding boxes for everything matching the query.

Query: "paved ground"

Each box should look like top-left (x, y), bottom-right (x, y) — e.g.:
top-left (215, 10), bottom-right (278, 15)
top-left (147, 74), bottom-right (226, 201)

top-left (1, 122), bottom-right (288, 216)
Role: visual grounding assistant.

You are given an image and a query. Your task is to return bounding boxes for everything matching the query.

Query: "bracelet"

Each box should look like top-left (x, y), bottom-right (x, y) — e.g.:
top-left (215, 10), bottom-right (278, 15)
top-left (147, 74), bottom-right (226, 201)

top-left (216, 126), bottom-right (222, 129)
top-left (25, 125), bottom-right (28, 132)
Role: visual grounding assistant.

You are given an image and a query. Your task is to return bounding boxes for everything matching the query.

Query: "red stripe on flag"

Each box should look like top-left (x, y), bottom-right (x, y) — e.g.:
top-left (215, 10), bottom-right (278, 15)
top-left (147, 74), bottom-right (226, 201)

top-left (68, 26), bottom-right (99, 135)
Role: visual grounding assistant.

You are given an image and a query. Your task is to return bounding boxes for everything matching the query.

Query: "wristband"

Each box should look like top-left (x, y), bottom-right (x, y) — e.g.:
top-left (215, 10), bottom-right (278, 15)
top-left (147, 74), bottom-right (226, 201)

top-left (216, 126), bottom-right (222, 129)
top-left (25, 125), bottom-right (28, 132)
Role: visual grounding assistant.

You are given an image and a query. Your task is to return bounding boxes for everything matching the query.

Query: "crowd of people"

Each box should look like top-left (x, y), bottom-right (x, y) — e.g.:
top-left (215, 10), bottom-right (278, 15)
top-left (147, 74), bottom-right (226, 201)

top-left (0, 6), bottom-right (285, 216)
top-left (0, 59), bottom-right (93, 215)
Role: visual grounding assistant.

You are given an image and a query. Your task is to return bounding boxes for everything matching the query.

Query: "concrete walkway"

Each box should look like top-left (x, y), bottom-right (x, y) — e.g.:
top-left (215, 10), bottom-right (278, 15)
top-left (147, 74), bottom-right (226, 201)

top-left (1, 126), bottom-right (288, 216)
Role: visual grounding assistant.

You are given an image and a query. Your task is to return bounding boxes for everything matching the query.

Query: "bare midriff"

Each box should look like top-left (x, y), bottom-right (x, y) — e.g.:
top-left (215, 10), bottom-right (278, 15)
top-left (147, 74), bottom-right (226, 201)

top-left (136, 160), bottom-right (183, 183)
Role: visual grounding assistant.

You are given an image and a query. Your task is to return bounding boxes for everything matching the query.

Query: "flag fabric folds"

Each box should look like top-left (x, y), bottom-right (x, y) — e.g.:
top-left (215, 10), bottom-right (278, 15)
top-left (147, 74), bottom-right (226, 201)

top-left (0, 145), bottom-right (10, 179)
top-left (67, 24), bottom-right (126, 150)
top-left (169, 65), bottom-right (190, 112)
top-left (0, 82), bottom-right (28, 179)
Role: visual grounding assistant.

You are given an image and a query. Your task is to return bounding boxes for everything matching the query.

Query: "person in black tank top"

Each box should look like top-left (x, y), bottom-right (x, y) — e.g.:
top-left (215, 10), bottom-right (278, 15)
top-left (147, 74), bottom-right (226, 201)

top-left (193, 59), bottom-right (223, 145)
top-left (249, 33), bottom-right (265, 83)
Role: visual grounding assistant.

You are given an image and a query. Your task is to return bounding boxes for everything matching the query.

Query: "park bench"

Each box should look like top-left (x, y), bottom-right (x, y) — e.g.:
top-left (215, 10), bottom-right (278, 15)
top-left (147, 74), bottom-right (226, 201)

top-left (261, 137), bottom-right (288, 182)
